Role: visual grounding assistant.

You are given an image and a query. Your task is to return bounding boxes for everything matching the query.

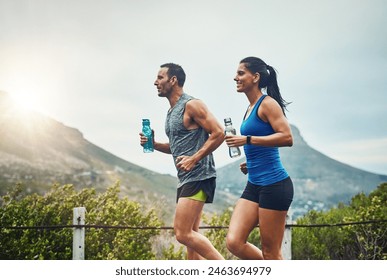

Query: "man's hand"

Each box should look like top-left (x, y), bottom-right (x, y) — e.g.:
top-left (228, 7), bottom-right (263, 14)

top-left (139, 130), bottom-right (155, 147)
top-left (176, 155), bottom-right (198, 172)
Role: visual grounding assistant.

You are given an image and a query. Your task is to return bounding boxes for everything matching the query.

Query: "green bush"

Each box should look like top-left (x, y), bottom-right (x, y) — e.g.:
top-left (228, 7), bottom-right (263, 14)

top-left (0, 182), bottom-right (161, 259)
top-left (292, 183), bottom-right (387, 260)
top-left (1, 182), bottom-right (385, 260)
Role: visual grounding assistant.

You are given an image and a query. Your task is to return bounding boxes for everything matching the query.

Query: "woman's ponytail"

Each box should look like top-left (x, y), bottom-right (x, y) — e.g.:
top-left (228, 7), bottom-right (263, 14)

top-left (266, 65), bottom-right (290, 116)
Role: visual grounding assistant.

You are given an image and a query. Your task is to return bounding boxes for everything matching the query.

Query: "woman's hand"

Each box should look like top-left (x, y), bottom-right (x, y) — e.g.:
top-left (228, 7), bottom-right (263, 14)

top-left (224, 135), bottom-right (246, 147)
top-left (240, 162), bottom-right (248, 175)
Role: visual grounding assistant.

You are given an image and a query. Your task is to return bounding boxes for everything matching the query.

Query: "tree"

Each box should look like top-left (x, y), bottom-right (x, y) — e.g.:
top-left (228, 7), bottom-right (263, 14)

top-left (292, 183), bottom-right (387, 260)
top-left (0, 182), bottom-right (161, 259)
top-left (343, 183), bottom-right (387, 260)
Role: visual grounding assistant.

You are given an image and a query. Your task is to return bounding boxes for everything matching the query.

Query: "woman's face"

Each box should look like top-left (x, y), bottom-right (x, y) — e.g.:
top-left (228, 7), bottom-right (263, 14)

top-left (234, 63), bottom-right (259, 93)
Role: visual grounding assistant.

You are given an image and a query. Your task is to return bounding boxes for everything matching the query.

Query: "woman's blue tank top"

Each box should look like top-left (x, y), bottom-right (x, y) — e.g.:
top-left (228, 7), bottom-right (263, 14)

top-left (240, 95), bottom-right (288, 186)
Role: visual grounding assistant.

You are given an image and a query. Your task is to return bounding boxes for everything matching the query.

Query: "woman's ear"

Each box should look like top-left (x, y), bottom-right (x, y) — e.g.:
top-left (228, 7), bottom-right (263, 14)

top-left (253, 73), bottom-right (260, 84)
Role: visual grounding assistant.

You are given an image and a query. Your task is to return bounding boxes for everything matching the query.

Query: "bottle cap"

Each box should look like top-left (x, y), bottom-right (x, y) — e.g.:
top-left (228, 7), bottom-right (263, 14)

top-left (224, 118), bottom-right (232, 123)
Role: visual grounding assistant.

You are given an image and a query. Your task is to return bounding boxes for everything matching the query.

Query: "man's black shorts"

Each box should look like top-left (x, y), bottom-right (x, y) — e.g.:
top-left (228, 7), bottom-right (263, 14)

top-left (176, 177), bottom-right (216, 203)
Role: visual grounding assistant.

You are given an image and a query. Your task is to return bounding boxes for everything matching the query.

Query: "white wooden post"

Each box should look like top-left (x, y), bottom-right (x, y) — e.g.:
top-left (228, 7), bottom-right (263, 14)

top-left (282, 213), bottom-right (292, 260)
top-left (73, 207), bottom-right (86, 260)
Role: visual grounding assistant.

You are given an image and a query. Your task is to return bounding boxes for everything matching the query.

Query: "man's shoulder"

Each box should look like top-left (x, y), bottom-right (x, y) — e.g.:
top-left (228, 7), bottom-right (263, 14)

top-left (185, 98), bottom-right (207, 111)
top-left (183, 93), bottom-right (196, 101)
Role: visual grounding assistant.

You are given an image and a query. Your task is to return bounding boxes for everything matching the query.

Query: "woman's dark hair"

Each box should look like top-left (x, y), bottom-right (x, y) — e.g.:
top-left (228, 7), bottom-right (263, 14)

top-left (240, 57), bottom-right (290, 116)
top-left (160, 63), bottom-right (186, 87)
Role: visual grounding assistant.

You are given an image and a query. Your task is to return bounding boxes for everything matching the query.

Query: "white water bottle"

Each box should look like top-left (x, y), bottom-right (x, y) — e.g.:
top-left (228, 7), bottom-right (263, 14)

top-left (224, 118), bottom-right (241, 158)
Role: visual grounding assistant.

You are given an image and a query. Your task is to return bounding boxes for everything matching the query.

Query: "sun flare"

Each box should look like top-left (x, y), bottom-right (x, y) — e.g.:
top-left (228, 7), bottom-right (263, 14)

top-left (1, 90), bottom-right (51, 132)
top-left (11, 93), bottom-right (39, 111)
top-left (9, 91), bottom-right (44, 113)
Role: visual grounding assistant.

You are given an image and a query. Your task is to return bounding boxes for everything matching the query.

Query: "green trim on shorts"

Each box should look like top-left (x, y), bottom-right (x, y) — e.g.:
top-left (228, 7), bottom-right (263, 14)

top-left (186, 189), bottom-right (207, 202)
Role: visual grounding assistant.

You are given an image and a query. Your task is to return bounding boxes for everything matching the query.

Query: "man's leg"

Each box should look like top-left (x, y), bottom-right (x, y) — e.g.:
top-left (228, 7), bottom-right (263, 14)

top-left (174, 197), bottom-right (224, 260)
top-left (187, 208), bottom-right (206, 260)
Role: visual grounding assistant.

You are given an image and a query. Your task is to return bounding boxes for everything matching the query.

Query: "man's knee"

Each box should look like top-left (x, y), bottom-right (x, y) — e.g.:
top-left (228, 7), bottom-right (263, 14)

top-left (174, 226), bottom-right (192, 245)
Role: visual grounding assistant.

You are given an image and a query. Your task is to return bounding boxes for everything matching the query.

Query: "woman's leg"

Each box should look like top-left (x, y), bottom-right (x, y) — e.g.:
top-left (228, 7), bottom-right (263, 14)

top-left (259, 208), bottom-right (287, 260)
top-left (226, 198), bottom-right (263, 259)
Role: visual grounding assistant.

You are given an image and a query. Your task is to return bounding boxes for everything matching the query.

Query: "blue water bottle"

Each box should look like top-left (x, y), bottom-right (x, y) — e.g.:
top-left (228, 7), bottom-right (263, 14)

top-left (142, 119), bottom-right (154, 153)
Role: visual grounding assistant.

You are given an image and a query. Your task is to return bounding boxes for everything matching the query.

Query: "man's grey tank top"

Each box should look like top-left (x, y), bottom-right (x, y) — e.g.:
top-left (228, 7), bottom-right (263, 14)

top-left (165, 93), bottom-right (216, 187)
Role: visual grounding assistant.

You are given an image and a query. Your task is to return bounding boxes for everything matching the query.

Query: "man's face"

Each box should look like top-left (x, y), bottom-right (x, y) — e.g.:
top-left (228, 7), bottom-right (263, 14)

top-left (154, 67), bottom-right (173, 97)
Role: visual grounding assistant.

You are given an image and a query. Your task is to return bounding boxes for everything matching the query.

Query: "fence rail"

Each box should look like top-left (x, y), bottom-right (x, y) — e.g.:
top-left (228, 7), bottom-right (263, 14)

top-left (1, 206), bottom-right (386, 260)
top-left (1, 220), bottom-right (386, 230)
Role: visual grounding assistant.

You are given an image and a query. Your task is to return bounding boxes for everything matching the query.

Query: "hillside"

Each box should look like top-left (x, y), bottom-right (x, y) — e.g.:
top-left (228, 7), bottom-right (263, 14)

top-left (216, 125), bottom-right (387, 217)
top-left (0, 92), bottom-right (178, 220)
top-left (1, 91), bottom-right (386, 220)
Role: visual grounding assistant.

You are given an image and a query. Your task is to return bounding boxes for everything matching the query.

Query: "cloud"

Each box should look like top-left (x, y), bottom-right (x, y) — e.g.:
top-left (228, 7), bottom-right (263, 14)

top-left (324, 137), bottom-right (387, 174)
top-left (1, 0), bottom-right (386, 176)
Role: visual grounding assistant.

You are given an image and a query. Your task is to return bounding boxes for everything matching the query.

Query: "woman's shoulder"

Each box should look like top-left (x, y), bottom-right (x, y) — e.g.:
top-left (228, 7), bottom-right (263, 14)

top-left (258, 95), bottom-right (284, 121)
top-left (261, 95), bottom-right (281, 110)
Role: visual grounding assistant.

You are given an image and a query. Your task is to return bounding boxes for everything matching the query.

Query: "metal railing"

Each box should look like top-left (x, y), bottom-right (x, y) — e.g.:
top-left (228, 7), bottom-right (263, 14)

top-left (1, 207), bottom-right (386, 260)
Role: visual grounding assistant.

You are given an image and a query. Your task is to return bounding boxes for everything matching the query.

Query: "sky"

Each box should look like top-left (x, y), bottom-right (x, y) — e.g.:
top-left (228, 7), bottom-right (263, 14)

top-left (1, 0), bottom-right (386, 176)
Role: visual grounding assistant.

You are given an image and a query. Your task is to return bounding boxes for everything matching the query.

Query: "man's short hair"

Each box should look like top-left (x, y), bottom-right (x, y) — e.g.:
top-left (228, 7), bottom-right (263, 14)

top-left (160, 63), bottom-right (186, 87)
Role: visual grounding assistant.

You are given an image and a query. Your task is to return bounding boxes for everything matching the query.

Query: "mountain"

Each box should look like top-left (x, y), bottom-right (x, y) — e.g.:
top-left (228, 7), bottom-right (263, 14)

top-left (0, 92), bottom-right (178, 220)
top-left (216, 125), bottom-right (387, 217)
top-left (1, 91), bottom-right (386, 220)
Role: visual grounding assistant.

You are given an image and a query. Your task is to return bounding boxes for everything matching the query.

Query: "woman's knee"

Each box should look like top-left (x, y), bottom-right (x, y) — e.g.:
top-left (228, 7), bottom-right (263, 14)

top-left (226, 233), bottom-right (242, 254)
top-left (261, 242), bottom-right (282, 260)
top-left (262, 250), bottom-right (282, 260)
